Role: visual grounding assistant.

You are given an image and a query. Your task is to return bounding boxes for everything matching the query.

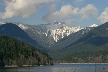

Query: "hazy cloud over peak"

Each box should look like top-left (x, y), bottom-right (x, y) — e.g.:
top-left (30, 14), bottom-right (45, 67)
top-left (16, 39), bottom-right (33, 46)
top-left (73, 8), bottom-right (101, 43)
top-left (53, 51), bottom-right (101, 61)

top-left (43, 4), bottom-right (98, 24)
top-left (43, 4), bottom-right (79, 22)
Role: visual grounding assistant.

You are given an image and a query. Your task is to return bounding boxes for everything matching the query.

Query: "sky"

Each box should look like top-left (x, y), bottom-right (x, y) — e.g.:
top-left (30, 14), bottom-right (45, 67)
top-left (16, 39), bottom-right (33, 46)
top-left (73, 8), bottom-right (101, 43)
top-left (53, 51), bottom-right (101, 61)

top-left (0, 0), bottom-right (108, 28)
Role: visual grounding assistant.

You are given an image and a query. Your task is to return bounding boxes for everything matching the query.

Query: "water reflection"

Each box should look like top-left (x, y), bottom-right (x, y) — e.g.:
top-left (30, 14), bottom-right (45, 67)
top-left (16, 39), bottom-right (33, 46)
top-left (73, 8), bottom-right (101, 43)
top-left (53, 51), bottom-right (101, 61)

top-left (0, 64), bottom-right (108, 72)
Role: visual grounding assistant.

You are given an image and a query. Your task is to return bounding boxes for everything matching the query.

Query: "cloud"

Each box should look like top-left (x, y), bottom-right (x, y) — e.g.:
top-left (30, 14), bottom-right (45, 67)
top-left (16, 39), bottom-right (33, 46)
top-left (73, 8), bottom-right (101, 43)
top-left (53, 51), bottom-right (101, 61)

top-left (0, 0), bottom-right (56, 19)
top-left (98, 7), bottom-right (108, 23)
top-left (43, 4), bottom-right (79, 22)
top-left (53, 4), bottom-right (79, 18)
top-left (43, 4), bottom-right (98, 24)
top-left (79, 4), bottom-right (98, 19)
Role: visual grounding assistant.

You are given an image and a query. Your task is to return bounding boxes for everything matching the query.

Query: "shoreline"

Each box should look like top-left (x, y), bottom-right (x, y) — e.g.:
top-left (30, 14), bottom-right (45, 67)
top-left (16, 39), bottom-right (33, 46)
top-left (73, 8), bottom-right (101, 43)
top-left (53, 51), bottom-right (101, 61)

top-left (59, 63), bottom-right (108, 64)
top-left (3, 65), bottom-right (49, 68)
top-left (1, 63), bottom-right (108, 68)
top-left (4, 65), bottom-right (38, 68)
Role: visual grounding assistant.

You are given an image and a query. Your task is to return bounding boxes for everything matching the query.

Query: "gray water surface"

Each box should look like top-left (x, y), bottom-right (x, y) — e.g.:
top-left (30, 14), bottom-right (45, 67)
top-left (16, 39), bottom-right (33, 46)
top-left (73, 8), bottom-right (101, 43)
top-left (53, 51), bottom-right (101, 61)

top-left (0, 64), bottom-right (108, 72)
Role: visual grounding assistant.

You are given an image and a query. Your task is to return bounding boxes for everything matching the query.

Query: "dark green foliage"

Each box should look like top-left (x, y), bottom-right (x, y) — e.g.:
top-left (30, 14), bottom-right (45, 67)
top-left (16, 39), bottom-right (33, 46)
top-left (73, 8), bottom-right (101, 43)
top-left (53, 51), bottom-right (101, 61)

top-left (50, 39), bottom-right (108, 63)
top-left (0, 35), bottom-right (53, 67)
top-left (0, 53), bottom-right (4, 67)
top-left (63, 48), bottom-right (108, 63)
top-left (49, 22), bottom-right (108, 63)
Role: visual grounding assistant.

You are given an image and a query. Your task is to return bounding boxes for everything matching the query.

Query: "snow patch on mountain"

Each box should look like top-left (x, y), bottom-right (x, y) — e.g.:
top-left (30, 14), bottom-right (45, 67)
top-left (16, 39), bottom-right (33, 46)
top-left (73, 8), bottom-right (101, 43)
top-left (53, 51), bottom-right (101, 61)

top-left (33, 22), bottom-right (83, 42)
top-left (50, 26), bottom-right (82, 42)
top-left (15, 22), bottom-right (83, 42)
top-left (0, 22), bottom-right (84, 42)
top-left (17, 23), bottom-right (29, 30)
top-left (90, 24), bottom-right (98, 27)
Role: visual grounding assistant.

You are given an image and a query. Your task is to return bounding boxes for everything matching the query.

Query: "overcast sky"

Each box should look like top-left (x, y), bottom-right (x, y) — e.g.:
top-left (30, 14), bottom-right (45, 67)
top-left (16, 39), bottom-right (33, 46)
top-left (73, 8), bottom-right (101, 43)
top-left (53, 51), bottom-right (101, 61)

top-left (0, 0), bottom-right (108, 27)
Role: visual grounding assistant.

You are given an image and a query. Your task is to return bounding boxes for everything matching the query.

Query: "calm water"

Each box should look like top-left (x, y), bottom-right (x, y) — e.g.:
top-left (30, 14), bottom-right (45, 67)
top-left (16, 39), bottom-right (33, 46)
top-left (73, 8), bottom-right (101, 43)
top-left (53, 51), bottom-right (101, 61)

top-left (0, 64), bottom-right (108, 72)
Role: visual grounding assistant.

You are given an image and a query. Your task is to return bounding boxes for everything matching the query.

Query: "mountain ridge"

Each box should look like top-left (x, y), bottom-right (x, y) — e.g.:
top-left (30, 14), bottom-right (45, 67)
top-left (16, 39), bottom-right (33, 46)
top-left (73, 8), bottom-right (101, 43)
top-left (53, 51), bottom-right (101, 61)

top-left (17, 22), bottom-right (83, 42)
top-left (0, 22), bottom-right (83, 48)
top-left (0, 22), bottom-right (98, 49)
top-left (0, 23), bottom-right (44, 50)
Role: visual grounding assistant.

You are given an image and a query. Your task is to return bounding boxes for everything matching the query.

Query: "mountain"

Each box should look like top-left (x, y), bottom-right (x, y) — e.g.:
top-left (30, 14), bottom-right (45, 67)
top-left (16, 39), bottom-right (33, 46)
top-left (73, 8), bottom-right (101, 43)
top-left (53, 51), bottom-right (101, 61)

top-left (0, 22), bottom-right (97, 49)
top-left (16, 22), bottom-right (82, 48)
top-left (0, 22), bottom-right (99, 50)
top-left (66, 22), bottom-right (108, 48)
top-left (49, 22), bottom-right (108, 62)
top-left (50, 25), bottom-right (97, 50)
top-left (33, 22), bottom-right (82, 42)
top-left (0, 23), bottom-right (43, 49)
top-left (1, 21), bottom-right (107, 63)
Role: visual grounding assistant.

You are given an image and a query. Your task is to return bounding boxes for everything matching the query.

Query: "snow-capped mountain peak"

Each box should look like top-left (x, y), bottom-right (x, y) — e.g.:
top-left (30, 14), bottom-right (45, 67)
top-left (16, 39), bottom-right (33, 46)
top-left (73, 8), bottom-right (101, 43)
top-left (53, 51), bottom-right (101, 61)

top-left (50, 25), bottom-right (82, 42)
top-left (90, 24), bottom-right (98, 27)
top-left (0, 21), bottom-right (99, 48)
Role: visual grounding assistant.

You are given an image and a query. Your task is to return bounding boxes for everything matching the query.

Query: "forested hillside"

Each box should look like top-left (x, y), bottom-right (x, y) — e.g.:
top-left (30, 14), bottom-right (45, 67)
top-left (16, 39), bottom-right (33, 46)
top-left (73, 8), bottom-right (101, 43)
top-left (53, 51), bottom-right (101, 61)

top-left (49, 22), bottom-right (108, 63)
top-left (62, 48), bottom-right (108, 63)
top-left (50, 45), bottom-right (108, 63)
top-left (0, 35), bottom-right (53, 67)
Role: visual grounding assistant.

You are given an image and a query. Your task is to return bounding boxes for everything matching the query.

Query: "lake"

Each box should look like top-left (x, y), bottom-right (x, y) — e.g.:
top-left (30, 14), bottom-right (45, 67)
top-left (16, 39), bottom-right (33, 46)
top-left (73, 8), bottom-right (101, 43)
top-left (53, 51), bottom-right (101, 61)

top-left (0, 63), bottom-right (108, 72)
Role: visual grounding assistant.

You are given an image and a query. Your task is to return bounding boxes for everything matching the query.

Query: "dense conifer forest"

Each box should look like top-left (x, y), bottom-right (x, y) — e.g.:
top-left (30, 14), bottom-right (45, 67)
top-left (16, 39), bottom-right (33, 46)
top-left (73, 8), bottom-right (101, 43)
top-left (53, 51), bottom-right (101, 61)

top-left (0, 35), bottom-right (53, 67)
